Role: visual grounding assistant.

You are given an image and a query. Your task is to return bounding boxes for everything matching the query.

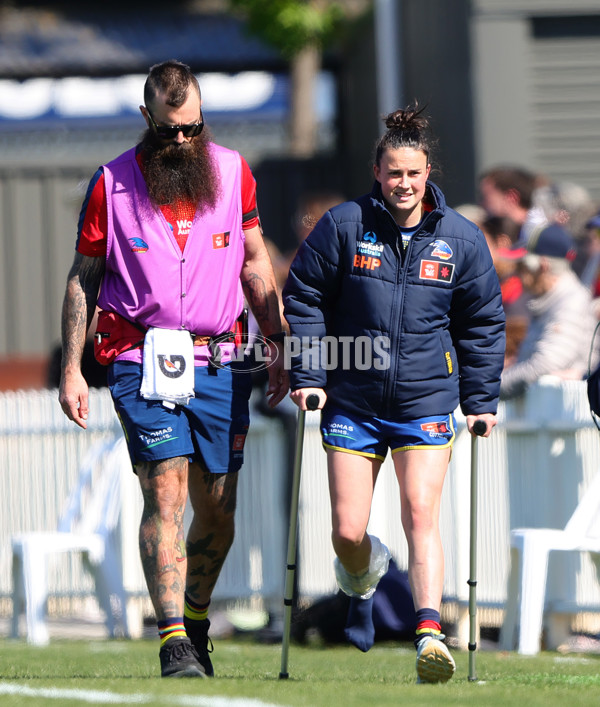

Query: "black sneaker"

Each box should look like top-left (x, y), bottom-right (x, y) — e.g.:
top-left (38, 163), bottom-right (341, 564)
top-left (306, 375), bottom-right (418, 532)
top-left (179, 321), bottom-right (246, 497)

top-left (184, 617), bottom-right (214, 677)
top-left (159, 637), bottom-right (206, 678)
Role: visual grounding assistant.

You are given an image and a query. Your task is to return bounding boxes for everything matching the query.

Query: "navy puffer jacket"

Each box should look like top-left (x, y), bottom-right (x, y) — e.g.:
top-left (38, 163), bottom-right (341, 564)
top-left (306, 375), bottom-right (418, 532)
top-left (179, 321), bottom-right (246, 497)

top-left (282, 181), bottom-right (505, 419)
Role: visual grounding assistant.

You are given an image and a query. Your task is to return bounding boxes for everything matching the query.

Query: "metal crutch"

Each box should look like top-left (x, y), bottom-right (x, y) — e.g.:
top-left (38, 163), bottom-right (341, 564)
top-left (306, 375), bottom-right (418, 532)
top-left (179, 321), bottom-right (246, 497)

top-left (279, 393), bottom-right (320, 680)
top-left (468, 419), bottom-right (487, 682)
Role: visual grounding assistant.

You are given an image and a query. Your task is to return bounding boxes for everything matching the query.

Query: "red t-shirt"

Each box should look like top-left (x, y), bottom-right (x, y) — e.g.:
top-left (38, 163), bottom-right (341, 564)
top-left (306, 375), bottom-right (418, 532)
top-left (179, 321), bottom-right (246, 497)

top-left (77, 148), bottom-right (259, 256)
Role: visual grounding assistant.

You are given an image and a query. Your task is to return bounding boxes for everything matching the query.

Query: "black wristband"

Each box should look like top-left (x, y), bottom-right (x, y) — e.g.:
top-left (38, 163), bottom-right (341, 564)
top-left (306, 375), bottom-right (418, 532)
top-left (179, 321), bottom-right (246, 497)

top-left (265, 332), bottom-right (286, 344)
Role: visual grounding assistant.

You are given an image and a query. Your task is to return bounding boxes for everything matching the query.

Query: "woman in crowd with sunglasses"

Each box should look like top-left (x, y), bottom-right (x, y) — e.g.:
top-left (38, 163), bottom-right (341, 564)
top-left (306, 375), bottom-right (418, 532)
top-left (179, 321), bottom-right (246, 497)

top-left (283, 106), bottom-right (505, 683)
top-left (59, 60), bottom-right (288, 678)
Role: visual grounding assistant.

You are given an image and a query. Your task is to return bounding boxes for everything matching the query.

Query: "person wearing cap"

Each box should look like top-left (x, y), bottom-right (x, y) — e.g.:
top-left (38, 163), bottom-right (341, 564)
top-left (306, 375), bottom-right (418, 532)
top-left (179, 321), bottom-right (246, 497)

top-left (499, 223), bottom-right (598, 399)
top-left (578, 211), bottom-right (600, 296)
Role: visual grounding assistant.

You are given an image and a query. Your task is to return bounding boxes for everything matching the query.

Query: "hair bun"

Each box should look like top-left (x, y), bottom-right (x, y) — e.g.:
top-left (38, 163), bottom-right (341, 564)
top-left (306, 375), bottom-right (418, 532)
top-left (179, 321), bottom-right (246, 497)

top-left (384, 106), bottom-right (429, 133)
top-left (374, 102), bottom-right (436, 168)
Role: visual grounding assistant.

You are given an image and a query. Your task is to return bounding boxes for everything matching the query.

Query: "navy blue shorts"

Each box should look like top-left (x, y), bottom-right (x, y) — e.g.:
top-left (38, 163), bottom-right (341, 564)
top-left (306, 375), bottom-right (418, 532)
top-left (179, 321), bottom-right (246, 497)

top-left (108, 360), bottom-right (252, 473)
top-left (320, 405), bottom-right (456, 461)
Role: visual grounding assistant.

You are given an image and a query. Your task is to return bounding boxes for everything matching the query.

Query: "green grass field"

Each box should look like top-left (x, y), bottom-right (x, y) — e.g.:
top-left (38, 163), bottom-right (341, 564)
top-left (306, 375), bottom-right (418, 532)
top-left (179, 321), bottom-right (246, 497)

top-left (2, 636), bottom-right (600, 706)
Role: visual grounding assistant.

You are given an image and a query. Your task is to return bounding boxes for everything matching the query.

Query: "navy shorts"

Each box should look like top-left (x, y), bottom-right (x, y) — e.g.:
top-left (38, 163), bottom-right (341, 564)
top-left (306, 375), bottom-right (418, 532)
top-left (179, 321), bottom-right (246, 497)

top-left (108, 360), bottom-right (252, 473)
top-left (320, 405), bottom-right (456, 461)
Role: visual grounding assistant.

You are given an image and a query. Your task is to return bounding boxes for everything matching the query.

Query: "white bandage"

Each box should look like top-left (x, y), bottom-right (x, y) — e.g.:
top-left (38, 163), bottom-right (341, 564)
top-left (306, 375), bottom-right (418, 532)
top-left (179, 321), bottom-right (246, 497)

top-left (334, 535), bottom-right (391, 599)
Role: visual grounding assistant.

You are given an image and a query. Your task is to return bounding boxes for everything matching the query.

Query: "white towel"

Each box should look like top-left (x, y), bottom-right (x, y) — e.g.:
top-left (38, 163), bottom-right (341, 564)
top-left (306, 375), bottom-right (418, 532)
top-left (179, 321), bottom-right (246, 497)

top-left (140, 327), bottom-right (195, 406)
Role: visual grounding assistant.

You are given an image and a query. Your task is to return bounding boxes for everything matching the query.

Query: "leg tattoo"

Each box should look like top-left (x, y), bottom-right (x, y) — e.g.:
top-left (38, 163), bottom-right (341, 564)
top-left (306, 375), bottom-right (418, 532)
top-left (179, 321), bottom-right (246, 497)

top-left (186, 471), bottom-right (238, 603)
top-left (138, 457), bottom-right (188, 621)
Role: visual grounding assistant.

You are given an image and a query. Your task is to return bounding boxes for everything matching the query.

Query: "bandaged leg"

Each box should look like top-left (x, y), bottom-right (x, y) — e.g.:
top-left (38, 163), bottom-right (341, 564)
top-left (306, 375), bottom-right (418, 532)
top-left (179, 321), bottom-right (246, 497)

top-left (334, 535), bottom-right (391, 652)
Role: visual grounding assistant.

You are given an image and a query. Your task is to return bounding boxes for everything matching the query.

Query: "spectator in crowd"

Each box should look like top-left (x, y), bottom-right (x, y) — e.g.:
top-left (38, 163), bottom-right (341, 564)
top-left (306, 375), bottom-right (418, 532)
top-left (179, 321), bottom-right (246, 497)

top-left (479, 165), bottom-right (548, 243)
top-left (532, 180), bottom-right (598, 279)
top-left (576, 210), bottom-right (600, 298)
top-left (482, 216), bottom-right (530, 366)
top-left (499, 223), bottom-right (597, 399)
top-left (58, 60), bottom-right (288, 678)
top-left (272, 189), bottom-right (345, 291)
top-left (453, 203), bottom-right (487, 230)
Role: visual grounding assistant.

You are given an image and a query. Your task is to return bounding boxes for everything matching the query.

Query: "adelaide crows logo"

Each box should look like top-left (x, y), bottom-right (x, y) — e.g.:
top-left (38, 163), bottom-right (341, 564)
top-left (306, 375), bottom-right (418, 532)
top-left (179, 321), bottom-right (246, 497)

top-left (129, 237), bottom-right (149, 253)
top-left (157, 355), bottom-right (186, 378)
top-left (430, 240), bottom-right (453, 260)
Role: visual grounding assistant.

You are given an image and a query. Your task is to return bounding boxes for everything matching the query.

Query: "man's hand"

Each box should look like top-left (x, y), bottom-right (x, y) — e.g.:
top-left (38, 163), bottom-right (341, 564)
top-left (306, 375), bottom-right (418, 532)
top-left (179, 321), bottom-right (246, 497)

top-left (265, 342), bottom-right (290, 408)
top-left (59, 369), bottom-right (90, 429)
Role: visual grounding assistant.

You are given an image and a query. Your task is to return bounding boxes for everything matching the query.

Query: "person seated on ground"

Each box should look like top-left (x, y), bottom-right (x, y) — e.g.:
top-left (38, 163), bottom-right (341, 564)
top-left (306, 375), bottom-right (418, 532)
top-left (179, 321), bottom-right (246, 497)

top-left (291, 558), bottom-right (417, 645)
top-left (499, 223), bottom-right (598, 400)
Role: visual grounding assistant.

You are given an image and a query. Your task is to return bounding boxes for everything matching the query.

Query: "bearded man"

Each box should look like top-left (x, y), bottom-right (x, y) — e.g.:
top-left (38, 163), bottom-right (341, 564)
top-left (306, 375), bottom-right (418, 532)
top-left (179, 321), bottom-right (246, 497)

top-left (59, 60), bottom-right (288, 677)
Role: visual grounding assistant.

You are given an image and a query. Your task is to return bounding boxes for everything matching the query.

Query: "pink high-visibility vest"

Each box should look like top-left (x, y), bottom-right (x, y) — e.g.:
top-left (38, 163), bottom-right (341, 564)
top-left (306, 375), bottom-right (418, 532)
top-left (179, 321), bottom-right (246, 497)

top-left (98, 143), bottom-right (245, 365)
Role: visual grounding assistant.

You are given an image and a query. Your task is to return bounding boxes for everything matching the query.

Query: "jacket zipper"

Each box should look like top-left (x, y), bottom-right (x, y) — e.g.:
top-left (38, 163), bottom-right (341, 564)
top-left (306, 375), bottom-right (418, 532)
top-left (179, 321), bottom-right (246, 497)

top-left (382, 214), bottom-right (404, 417)
top-left (381, 208), bottom-right (436, 417)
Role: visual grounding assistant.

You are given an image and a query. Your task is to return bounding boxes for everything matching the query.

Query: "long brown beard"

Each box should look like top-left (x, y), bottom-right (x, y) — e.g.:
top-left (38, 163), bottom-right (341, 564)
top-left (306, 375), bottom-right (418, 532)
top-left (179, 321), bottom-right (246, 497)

top-left (141, 126), bottom-right (221, 211)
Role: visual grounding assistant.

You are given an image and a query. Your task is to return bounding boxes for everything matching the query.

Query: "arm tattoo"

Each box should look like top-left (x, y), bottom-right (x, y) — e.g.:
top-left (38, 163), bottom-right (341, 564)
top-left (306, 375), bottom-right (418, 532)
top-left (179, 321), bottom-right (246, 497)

top-left (241, 272), bottom-right (270, 330)
top-left (61, 253), bottom-right (104, 372)
top-left (241, 227), bottom-right (283, 335)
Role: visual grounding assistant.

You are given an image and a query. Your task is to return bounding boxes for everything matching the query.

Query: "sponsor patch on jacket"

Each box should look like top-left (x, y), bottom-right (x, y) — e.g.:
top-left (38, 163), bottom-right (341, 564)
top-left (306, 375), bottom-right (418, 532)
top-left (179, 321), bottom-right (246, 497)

top-left (129, 237), bottom-right (149, 253)
top-left (356, 233), bottom-right (384, 257)
top-left (354, 232), bottom-right (384, 270)
top-left (354, 254), bottom-right (381, 270)
top-left (430, 240), bottom-right (453, 260)
top-left (212, 231), bottom-right (230, 249)
top-left (419, 260), bottom-right (455, 282)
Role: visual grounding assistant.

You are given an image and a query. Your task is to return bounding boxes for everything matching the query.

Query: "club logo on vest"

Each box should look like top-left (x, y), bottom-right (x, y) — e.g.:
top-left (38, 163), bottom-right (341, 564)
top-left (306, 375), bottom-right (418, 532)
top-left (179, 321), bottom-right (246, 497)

top-left (157, 355), bottom-right (186, 378)
top-left (419, 260), bottom-right (455, 282)
top-left (430, 240), bottom-right (453, 260)
top-left (212, 232), bottom-right (230, 249)
top-left (129, 237), bottom-right (149, 253)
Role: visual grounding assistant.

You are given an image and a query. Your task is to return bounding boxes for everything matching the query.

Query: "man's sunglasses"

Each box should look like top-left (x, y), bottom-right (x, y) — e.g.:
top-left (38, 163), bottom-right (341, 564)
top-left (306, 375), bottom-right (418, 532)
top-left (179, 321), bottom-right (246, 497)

top-left (146, 108), bottom-right (204, 140)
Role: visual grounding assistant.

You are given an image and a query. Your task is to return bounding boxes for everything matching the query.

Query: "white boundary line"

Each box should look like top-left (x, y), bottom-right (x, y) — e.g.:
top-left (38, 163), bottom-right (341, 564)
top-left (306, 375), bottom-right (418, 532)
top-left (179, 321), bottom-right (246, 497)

top-left (0, 682), bottom-right (287, 707)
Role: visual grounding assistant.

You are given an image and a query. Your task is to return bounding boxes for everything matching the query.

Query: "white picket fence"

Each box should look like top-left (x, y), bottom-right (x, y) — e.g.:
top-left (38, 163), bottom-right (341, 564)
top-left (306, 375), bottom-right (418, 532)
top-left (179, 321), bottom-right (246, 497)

top-left (0, 387), bottom-right (288, 637)
top-left (2, 378), bottom-right (600, 641)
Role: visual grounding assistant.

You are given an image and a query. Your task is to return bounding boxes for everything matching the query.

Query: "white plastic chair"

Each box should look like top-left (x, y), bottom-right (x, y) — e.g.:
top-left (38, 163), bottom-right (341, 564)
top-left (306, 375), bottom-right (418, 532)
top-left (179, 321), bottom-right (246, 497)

top-left (11, 435), bottom-right (130, 645)
top-left (500, 471), bottom-right (600, 654)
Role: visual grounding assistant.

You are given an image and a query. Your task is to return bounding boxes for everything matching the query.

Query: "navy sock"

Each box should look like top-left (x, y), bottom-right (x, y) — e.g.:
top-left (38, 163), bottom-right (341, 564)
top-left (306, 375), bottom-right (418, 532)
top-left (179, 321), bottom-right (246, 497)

top-left (415, 607), bottom-right (442, 636)
top-left (344, 596), bottom-right (375, 652)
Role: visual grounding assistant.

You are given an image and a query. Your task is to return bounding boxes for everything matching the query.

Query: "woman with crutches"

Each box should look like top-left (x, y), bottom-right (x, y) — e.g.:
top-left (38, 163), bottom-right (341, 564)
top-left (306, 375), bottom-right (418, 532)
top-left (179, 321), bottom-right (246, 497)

top-left (282, 106), bottom-right (505, 683)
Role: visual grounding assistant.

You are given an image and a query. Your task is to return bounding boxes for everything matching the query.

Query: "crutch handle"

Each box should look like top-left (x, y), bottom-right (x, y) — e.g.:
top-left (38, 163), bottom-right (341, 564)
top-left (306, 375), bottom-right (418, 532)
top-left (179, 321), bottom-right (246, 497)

top-left (306, 394), bottom-right (320, 411)
top-left (472, 420), bottom-right (487, 436)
